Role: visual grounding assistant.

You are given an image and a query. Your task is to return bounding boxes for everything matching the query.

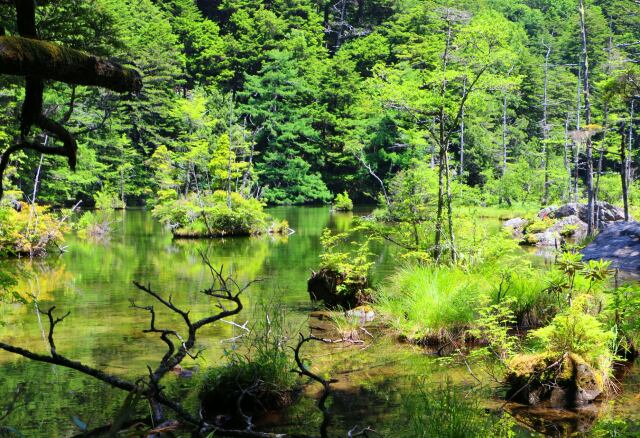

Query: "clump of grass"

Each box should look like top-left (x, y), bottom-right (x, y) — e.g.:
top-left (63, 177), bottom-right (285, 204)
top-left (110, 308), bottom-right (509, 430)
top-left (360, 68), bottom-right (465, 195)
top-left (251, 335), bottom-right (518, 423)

top-left (374, 266), bottom-right (490, 345)
top-left (375, 262), bottom-right (559, 346)
top-left (198, 298), bottom-right (299, 423)
top-left (492, 270), bottom-right (557, 328)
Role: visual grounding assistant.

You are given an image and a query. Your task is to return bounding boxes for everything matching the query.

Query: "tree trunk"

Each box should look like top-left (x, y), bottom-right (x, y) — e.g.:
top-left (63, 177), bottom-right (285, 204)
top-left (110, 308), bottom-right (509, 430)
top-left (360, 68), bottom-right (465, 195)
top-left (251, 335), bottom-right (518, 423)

top-left (502, 94), bottom-right (508, 176)
top-left (459, 78), bottom-right (466, 179)
top-left (542, 45), bottom-right (551, 205)
top-left (594, 103), bottom-right (609, 229)
top-left (227, 96), bottom-right (233, 208)
top-left (434, 144), bottom-right (446, 262)
top-left (564, 115), bottom-right (572, 202)
top-left (628, 100), bottom-right (635, 197)
top-left (579, 0), bottom-right (595, 235)
top-left (621, 123), bottom-right (629, 221)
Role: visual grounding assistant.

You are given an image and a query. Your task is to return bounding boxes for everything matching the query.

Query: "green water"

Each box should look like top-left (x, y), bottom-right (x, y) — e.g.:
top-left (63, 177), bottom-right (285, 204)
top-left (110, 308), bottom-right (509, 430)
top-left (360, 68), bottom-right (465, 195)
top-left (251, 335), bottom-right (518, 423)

top-left (1, 207), bottom-right (639, 437)
top-left (0, 207), bottom-right (405, 436)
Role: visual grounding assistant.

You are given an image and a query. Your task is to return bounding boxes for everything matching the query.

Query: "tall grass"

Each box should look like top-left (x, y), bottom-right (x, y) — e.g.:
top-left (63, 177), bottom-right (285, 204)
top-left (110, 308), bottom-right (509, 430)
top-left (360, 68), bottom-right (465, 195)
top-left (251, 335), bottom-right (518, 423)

top-left (375, 266), bottom-right (490, 343)
top-left (374, 263), bottom-right (556, 343)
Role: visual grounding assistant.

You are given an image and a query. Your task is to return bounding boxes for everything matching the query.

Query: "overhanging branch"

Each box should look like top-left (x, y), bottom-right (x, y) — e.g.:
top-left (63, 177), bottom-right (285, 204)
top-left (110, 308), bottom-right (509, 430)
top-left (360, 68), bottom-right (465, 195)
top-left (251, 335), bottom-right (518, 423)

top-left (0, 36), bottom-right (142, 93)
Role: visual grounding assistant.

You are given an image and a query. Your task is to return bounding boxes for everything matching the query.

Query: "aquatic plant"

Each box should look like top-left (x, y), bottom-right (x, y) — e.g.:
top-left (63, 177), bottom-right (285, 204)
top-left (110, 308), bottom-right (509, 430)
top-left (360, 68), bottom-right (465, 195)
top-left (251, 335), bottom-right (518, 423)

top-left (404, 378), bottom-right (516, 438)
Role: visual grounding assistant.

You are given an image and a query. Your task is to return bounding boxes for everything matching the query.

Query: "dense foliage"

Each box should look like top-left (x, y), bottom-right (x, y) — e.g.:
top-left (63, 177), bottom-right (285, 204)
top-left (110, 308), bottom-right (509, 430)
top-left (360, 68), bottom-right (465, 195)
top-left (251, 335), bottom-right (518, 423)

top-left (0, 0), bottom-right (637, 212)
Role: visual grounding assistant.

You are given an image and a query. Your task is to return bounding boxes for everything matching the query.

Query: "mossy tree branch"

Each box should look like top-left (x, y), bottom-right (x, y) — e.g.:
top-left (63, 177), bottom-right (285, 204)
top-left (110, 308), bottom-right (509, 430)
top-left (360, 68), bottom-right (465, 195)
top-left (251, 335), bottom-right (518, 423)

top-left (0, 36), bottom-right (142, 93)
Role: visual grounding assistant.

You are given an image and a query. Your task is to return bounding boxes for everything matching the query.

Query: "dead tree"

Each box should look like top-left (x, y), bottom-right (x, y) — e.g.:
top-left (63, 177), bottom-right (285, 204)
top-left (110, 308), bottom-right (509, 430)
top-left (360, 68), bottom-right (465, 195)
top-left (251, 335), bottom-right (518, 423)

top-left (579, 0), bottom-right (595, 235)
top-left (0, 0), bottom-right (142, 199)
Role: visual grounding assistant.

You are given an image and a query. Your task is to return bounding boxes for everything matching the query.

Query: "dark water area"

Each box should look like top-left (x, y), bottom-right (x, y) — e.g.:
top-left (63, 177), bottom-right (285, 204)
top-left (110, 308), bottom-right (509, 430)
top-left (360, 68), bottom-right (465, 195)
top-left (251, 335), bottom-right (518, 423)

top-left (0, 207), bottom-right (639, 437)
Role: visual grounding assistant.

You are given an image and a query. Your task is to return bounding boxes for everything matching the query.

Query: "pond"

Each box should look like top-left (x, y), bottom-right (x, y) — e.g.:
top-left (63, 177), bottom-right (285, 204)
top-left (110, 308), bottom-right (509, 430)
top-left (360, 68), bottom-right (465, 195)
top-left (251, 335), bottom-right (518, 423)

top-left (0, 207), bottom-right (638, 437)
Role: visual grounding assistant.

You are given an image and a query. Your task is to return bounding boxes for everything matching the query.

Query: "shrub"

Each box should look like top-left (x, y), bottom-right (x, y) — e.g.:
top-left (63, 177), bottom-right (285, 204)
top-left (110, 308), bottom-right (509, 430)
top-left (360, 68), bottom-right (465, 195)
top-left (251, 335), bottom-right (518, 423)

top-left (308, 228), bottom-right (375, 308)
top-left (268, 219), bottom-right (290, 235)
top-left (152, 191), bottom-right (268, 237)
top-left (333, 191), bottom-right (353, 211)
top-left (524, 217), bottom-right (556, 234)
top-left (76, 211), bottom-right (112, 240)
top-left (94, 190), bottom-right (125, 210)
top-left (528, 295), bottom-right (617, 377)
top-left (0, 203), bottom-right (68, 257)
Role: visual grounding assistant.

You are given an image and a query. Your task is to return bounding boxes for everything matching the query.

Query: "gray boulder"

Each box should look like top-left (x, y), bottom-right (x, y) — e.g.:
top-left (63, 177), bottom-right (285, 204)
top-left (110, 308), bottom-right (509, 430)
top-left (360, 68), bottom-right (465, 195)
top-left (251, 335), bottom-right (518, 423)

top-left (547, 215), bottom-right (588, 240)
top-left (541, 202), bottom-right (627, 224)
top-left (582, 221), bottom-right (640, 271)
top-left (525, 216), bottom-right (587, 247)
top-left (503, 217), bottom-right (528, 237)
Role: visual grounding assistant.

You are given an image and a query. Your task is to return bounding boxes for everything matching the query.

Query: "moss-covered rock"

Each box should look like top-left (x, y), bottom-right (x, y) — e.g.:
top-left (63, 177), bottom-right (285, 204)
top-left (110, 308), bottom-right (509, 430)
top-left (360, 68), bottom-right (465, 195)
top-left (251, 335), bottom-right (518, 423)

top-left (506, 353), bottom-right (604, 408)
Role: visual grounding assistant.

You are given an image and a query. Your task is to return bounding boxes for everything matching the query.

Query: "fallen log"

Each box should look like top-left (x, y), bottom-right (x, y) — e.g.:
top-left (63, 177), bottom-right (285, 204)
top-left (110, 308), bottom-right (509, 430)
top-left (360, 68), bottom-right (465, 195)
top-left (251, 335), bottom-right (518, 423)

top-left (0, 35), bottom-right (142, 93)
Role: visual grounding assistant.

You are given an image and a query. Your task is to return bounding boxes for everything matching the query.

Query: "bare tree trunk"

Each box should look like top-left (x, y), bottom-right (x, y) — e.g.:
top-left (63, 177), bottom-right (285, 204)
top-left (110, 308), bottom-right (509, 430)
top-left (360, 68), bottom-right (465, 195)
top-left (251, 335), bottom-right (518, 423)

top-left (502, 94), bottom-right (508, 176)
top-left (564, 116), bottom-right (572, 202)
top-left (594, 102), bottom-right (609, 229)
top-left (358, 153), bottom-right (389, 205)
top-left (542, 44), bottom-right (551, 205)
top-left (434, 144), bottom-right (446, 263)
top-left (628, 100), bottom-right (635, 195)
top-left (227, 96), bottom-right (233, 208)
top-left (444, 145), bottom-right (456, 263)
top-left (459, 78), bottom-right (466, 179)
top-left (573, 63), bottom-right (582, 204)
top-left (434, 17), bottom-right (453, 263)
top-left (579, 0), bottom-right (595, 235)
top-left (621, 123), bottom-right (629, 221)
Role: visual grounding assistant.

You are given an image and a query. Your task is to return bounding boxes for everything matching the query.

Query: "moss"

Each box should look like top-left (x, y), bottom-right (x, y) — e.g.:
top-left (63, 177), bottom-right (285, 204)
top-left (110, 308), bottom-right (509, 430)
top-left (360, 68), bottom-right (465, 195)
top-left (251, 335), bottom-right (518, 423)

top-left (560, 224), bottom-right (578, 237)
top-left (524, 217), bottom-right (556, 234)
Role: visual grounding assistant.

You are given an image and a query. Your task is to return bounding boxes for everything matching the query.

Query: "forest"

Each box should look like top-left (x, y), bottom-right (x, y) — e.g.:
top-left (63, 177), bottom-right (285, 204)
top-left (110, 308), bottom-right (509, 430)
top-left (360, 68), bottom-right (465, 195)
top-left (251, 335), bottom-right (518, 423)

top-left (0, 0), bottom-right (640, 436)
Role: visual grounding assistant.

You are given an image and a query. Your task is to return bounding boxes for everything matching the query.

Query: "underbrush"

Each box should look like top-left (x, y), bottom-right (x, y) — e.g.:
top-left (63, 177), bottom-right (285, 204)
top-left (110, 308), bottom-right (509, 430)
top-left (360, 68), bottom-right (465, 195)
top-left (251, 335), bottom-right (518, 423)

top-left (75, 211), bottom-right (113, 241)
top-left (462, 204), bottom-right (540, 221)
top-left (374, 263), bottom-right (556, 345)
top-left (375, 266), bottom-right (486, 345)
